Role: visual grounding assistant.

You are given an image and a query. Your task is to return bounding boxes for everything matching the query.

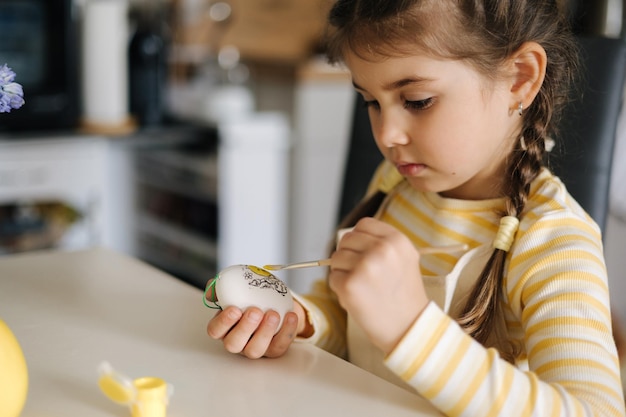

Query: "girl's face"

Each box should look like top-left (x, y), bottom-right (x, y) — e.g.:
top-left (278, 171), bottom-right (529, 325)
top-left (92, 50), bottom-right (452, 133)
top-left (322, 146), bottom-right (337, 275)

top-left (345, 47), bottom-right (522, 200)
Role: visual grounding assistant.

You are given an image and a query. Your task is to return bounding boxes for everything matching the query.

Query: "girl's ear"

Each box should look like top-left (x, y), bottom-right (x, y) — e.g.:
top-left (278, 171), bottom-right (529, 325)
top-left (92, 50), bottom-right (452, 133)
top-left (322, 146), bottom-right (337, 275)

top-left (508, 42), bottom-right (547, 111)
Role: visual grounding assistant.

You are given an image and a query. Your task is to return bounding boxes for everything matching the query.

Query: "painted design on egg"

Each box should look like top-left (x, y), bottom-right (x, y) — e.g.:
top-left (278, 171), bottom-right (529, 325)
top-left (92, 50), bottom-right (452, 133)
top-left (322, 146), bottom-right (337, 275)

top-left (245, 266), bottom-right (289, 296)
top-left (210, 264), bottom-right (294, 332)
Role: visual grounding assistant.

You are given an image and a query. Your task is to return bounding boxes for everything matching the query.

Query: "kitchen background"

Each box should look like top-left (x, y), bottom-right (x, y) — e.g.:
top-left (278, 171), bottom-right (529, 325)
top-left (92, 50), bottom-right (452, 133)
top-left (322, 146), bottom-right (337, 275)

top-left (1, 0), bottom-right (626, 326)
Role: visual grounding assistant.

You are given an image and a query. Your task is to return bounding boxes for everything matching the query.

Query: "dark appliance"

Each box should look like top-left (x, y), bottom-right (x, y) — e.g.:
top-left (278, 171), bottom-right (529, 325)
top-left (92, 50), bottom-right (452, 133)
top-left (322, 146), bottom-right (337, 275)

top-left (0, 0), bottom-right (79, 132)
top-left (129, 6), bottom-right (168, 127)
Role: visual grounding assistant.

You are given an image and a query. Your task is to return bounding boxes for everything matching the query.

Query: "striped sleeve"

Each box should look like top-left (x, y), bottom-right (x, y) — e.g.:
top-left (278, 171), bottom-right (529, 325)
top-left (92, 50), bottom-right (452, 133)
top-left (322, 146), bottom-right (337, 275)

top-left (384, 211), bottom-right (625, 417)
top-left (293, 279), bottom-right (348, 358)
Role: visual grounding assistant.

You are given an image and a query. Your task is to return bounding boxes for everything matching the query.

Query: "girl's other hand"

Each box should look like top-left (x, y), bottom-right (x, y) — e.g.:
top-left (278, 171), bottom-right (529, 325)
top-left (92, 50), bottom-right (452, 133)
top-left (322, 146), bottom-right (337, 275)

top-left (206, 300), bottom-right (307, 359)
top-left (328, 217), bottom-right (429, 354)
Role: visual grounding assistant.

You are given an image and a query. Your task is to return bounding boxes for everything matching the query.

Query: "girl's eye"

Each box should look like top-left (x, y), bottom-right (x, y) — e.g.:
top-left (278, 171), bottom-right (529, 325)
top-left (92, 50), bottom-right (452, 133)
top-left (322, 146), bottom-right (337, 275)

top-left (404, 98), bottom-right (434, 111)
top-left (362, 99), bottom-right (380, 110)
top-left (360, 97), bottom-right (433, 111)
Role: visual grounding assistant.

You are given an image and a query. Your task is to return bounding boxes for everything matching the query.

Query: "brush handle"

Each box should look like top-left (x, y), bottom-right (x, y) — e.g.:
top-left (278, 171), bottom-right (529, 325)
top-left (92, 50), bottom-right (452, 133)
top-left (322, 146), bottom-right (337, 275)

top-left (263, 259), bottom-right (331, 271)
top-left (263, 244), bottom-right (468, 272)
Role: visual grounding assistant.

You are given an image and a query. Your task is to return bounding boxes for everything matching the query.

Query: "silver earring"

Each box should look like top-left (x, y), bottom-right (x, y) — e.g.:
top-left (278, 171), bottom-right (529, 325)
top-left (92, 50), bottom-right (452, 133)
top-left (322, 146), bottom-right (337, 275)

top-left (520, 136), bottom-right (527, 150)
top-left (518, 102), bottom-right (524, 116)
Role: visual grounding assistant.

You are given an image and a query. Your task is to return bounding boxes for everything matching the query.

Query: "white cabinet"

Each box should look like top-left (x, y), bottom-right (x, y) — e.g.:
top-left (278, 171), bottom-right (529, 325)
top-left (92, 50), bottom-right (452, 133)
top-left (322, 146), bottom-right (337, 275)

top-left (0, 136), bottom-right (116, 254)
top-left (0, 130), bottom-right (220, 287)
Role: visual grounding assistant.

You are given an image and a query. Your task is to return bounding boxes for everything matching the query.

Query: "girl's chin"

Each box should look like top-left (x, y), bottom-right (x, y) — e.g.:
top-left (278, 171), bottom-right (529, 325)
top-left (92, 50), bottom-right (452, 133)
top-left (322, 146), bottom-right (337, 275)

top-left (405, 176), bottom-right (467, 197)
top-left (405, 176), bottom-right (442, 193)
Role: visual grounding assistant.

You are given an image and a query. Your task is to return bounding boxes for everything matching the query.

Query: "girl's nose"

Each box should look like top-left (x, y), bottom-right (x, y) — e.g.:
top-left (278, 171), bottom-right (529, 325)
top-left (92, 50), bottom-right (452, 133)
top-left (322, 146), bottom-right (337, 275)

top-left (373, 110), bottom-right (411, 148)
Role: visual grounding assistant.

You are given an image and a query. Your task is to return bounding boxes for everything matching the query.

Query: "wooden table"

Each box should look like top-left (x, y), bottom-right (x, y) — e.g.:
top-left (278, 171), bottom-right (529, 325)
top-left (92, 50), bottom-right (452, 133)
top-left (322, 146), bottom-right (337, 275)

top-left (0, 247), bottom-right (441, 416)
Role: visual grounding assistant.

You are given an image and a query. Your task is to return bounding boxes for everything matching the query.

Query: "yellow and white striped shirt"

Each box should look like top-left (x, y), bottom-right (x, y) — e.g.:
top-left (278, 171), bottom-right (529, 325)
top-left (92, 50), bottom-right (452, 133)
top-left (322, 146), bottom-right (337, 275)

top-left (296, 162), bottom-right (626, 417)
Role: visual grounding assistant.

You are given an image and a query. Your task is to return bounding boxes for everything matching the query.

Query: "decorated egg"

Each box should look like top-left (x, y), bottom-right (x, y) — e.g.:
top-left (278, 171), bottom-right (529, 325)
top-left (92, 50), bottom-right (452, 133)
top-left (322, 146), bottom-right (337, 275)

top-left (214, 265), bottom-right (293, 331)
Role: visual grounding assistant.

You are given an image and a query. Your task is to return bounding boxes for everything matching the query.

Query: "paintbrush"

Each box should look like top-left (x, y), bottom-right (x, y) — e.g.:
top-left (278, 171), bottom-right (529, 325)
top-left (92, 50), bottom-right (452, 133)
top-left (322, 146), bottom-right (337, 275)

top-left (262, 243), bottom-right (469, 271)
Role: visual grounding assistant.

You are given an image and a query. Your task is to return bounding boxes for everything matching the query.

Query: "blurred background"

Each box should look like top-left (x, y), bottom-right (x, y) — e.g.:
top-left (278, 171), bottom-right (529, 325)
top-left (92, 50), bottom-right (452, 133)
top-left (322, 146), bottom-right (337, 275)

top-left (0, 0), bottom-right (353, 294)
top-left (0, 0), bottom-right (625, 314)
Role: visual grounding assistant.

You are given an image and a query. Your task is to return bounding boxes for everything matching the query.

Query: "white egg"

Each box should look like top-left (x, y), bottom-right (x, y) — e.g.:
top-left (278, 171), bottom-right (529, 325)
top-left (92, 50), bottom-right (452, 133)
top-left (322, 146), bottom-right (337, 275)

top-left (215, 265), bottom-right (293, 331)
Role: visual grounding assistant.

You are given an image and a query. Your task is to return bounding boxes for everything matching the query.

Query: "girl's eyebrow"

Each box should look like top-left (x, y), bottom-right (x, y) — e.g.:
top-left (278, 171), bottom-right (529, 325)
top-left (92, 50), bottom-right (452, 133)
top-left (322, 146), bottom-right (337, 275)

top-left (352, 76), bottom-right (434, 92)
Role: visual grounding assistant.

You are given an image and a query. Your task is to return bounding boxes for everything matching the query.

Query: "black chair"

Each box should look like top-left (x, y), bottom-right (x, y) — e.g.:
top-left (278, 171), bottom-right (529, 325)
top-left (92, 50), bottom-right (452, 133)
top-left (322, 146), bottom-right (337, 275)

top-left (337, 93), bottom-right (383, 222)
top-left (550, 36), bottom-right (626, 233)
top-left (337, 36), bottom-right (626, 236)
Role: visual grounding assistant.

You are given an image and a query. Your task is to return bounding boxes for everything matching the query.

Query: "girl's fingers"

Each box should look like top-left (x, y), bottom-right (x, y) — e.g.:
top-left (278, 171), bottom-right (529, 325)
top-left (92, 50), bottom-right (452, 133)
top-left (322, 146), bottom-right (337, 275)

top-left (207, 306), bottom-right (297, 358)
top-left (336, 224), bottom-right (378, 251)
top-left (206, 306), bottom-right (242, 339)
top-left (242, 310), bottom-right (296, 359)
top-left (264, 312), bottom-right (298, 358)
top-left (221, 307), bottom-right (266, 354)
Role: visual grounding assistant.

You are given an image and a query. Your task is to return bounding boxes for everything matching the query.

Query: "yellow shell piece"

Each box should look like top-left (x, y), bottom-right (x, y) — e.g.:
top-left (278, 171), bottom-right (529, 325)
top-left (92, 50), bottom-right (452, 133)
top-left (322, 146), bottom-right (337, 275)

top-left (98, 362), bottom-right (136, 405)
top-left (99, 375), bottom-right (135, 404)
top-left (0, 319), bottom-right (29, 417)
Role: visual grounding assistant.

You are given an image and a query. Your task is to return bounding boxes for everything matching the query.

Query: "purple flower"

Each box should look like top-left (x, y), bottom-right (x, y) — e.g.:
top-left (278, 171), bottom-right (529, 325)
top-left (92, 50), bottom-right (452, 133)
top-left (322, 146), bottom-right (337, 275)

top-left (0, 64), bottom-right (25, 113)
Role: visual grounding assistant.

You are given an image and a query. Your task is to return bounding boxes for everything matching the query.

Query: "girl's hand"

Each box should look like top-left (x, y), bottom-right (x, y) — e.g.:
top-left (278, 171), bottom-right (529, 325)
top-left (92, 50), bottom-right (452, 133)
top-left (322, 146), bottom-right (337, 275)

top-left (206, 297), bottom-right (309, 359)
top-left (328, 217), bottom-right (429, 355)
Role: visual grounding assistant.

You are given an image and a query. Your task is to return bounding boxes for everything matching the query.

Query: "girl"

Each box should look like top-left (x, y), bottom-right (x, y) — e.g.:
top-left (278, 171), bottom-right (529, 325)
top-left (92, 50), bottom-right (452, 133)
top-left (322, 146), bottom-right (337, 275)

top-left (207, 1), bottom-right (626, 415)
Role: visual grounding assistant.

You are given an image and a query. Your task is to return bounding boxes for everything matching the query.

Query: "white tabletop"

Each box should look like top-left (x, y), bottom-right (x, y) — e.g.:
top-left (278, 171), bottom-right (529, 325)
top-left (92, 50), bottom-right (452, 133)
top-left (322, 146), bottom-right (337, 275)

top-left (0, 247), bottom-right (441, 417)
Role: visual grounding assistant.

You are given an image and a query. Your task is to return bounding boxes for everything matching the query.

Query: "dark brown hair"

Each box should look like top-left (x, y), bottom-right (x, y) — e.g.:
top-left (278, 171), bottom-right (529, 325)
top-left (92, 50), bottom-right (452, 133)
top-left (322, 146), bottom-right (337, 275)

top-left (325, 0), bottom-right (580, 354)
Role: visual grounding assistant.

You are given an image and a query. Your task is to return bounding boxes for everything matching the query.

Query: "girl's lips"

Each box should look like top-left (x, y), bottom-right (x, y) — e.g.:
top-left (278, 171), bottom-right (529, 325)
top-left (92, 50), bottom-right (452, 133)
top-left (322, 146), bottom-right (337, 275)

top-left (396, 163), bottom-right (426, 177)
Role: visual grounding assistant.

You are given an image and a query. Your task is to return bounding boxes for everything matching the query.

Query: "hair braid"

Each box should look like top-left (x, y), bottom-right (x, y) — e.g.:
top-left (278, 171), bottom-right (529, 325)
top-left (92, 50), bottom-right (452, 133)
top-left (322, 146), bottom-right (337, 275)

top-left (457, 114), bottom-right (547, 358)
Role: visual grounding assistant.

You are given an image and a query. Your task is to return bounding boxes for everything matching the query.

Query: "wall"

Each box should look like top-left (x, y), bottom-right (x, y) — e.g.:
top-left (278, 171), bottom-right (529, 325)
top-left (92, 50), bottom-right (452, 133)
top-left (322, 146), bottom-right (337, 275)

top-left (286, 60), bottom-right (354, 293)
top-left (606, 214), bottom-right (626, 320)
top-left (606, 75), bottom-right (626, 325)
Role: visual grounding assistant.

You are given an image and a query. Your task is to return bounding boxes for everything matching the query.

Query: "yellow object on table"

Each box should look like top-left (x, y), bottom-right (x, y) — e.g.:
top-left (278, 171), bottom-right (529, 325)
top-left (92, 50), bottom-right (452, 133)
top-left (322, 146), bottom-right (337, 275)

top-left (0, 319), bottom-right (28, 417)
top-left (98, 361), bottom-right (172, 417)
